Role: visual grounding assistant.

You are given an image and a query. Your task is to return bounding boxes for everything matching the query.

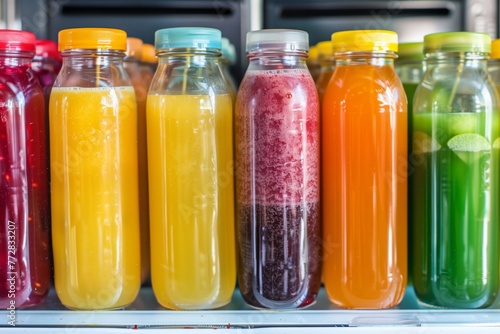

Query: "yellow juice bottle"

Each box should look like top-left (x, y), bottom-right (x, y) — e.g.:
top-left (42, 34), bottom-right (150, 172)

top-left (50, 28), bottom-right (141, 310)
top-left (147, 27), bottom-right (236, 310)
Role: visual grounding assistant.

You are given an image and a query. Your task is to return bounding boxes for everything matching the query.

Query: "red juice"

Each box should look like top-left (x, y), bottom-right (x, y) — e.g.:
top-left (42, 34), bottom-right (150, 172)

top-left (235, 68), bottom-right (321, 308)
top-left (0, 31), bottom-right (50, 309)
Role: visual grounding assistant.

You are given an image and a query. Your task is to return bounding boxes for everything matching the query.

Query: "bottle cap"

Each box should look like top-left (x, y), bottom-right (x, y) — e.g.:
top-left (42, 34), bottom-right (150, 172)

top-left (423, 32), bottom-right (491, 54)
top-left (141, 43), bottom-right (157, 63)
top-left (155, 27), bottom-right (221, 51)
top-left (492, 39), bottom-right (500, 59)
top-left (35, 39), bottom-right (60, 59)
top-left (0, 29), bottom-right (36, 52)
top-left (397, 42), bottom-right (423, 61)
top-left (58, 28), bottom-right (127, 51)
top-left (332, 30), bottom-right (398, 53)
top-left (126, 37), bottom-right (143, 59)
top-left (308, 45), bottom-right (318, 62)
top-left (246, 29), bottom-right (309, 53)
top-left (221, 37), bottom-right (236, 64)
top-left (316, 41), bottom-right (333, 58)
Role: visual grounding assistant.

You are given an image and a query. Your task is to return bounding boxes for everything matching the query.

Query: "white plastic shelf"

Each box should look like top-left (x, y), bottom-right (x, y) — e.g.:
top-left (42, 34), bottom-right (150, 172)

top-left (2, 286), bottom-right (500, 333)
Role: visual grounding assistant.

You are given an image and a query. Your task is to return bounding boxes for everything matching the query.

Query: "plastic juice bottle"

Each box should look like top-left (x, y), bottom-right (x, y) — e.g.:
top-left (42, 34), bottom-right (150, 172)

top-left (395, 42), bottom-right (424, 287)
top-left (0, 30), bottom-right (51, 309)
top-left (322, 30), bottom-right (408, 309)
top-left (50, 28), bottom-right (141, 310)
top-left (235, 29), bottom-right (321, 309)
top-left (32, 39), bottom-right (61, 106)
top-left (125, 37), bottom-right (150, 285)
top-left (147, 27), bottom-right (236, 310)
top-left (315, 40), bottom-right (334, 102)
top-left (140, 43), bottom-right (157, 89)
top-left (411, 32), bottom-right (500, 308)
top-left (307, 45), bottom-right (321, 82)
top-left (221, 37), bottom-right (238, 103)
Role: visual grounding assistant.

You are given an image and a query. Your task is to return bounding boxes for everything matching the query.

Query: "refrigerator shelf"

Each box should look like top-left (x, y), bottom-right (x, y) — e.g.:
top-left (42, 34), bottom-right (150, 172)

top-left (2, 286), bottom-right (500, 333)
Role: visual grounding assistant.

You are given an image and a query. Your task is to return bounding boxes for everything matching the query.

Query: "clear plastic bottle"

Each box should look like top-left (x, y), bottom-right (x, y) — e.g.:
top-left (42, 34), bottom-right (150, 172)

top-left (411, 32), bottom-right (500, 308)
top-left (124, 37), bottom-right (150, 285)
top-left (0, 29), bottom-right (51, 309)
top-left (322, 30), bottom-right (407, 309)
top-left (50, 28), bottom-right (141, 310)
top-left (235, 29), bottom-right (321, 309)
top-left (147, 27), bottom-right (236, 310)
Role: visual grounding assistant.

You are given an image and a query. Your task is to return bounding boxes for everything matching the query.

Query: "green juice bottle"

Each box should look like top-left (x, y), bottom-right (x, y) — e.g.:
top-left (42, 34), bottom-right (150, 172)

top-left (411, 32), bottom-right (500, 308)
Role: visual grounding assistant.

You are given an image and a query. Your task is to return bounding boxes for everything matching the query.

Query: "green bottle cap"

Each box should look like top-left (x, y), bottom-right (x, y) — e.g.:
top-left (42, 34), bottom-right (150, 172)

top-left (398, 42), bottom-right (423, 61)
top-left (423, 32), bottom-right (491, 54)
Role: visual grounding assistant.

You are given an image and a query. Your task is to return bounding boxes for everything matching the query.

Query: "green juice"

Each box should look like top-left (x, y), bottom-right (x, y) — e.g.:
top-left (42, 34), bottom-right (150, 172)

top-left (411, 112), bottom-right (500, 308)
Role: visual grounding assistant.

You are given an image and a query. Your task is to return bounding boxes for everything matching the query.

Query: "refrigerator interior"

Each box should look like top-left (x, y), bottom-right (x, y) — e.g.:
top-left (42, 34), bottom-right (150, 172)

top-left (1, 0), bottom-right (500, 332)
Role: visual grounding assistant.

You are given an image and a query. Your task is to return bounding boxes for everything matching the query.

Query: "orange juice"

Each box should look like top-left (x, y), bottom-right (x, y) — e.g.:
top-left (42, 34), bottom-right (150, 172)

top-left (147, 94), bottom-right (236, 310)
top-left (125, 37), bottom-right (150, 284)
top-left (50, 86), bottom-right (141, 309)
top-left (322, 30), bottom-right (407, 309)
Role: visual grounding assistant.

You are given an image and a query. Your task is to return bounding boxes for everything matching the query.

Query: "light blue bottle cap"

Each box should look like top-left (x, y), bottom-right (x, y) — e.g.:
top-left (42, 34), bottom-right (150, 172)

top-left (155, 27), bottom-right (221, 51)
top-left (221, 37), bottom-right (237, 65)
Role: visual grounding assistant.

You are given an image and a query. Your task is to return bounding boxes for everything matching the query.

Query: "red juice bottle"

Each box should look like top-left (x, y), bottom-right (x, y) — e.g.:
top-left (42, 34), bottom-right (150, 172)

top-left (0, 30), bottom-right (50, 309)
top-left (235, 29), bottom-right (321, 309)
top-left (32, 39), bottom-right (61, 106)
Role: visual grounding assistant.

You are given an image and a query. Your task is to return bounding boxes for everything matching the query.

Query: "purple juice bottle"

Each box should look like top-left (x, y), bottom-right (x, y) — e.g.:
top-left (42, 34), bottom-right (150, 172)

top-left (0, 30), bottom-right (50, 309)
top-left (235, 29), bottom-right (321, 309)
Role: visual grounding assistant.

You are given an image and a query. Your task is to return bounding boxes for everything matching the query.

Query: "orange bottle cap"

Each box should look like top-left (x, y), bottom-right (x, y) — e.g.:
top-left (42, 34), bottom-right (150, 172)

top-left (126, 37), bottom-right (143, 59)
top-left (58, 28), bottom-right (127, 51)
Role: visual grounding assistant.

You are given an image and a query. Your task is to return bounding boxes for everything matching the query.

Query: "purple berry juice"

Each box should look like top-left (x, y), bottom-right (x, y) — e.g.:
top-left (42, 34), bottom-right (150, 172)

top-left (235, 67), bottom-right (321, 308)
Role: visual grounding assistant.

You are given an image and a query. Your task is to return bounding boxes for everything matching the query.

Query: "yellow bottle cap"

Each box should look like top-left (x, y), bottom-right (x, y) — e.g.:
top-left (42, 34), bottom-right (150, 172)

top-left (308, 45), bottom-right (318, 61)
top-left (332, 30), bottom-right (398, 53)
top-left (141, 43), bottom-right (157, 63)
top-left (126, 37), bottom-right (143, 59)
top-left (58, 28), bottom-right (127, 51)
top-left (317, 41), bottom-right (333, 57)
top-left (491, 39), bottom-right (500, 59)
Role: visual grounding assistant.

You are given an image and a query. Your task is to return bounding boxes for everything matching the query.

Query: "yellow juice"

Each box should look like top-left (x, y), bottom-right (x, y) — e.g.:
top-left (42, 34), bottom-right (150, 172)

top-left (50, 86), bottom-right (141, 310)
top-left (147, 94), bottom-right (236, 310)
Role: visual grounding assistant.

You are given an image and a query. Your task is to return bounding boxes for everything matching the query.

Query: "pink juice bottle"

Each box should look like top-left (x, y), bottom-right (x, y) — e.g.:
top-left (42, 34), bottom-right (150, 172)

top-left (0, 30), bottom-right (50, 309)
top-left (235, 29), bottom-right (321, 309)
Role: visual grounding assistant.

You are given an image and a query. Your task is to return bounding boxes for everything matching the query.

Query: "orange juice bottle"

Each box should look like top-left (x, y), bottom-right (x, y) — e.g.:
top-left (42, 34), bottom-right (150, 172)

top-left (50, 28), bottom-right (141, 310)
top-left (147, 27), bottom-right (236, 310)
top-left (140, 43), bottom-right (157, 89)
top-left (125, 37), bottom-right (150, 284)
top-left (322, 30), bottom-right (408, 309)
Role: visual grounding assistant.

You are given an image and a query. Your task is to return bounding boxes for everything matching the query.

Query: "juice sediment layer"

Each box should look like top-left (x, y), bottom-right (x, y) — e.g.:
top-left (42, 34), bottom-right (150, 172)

top-left (147, 94), bottom-right (236, 310)
top-left (411, 112), bottom-right (500, 308)
top-left (235, 69), bottom-right (321, 308)
top-left (50, 86), bottom-right (141, 310)
top-left (322, 63), bottom-right (408, 309)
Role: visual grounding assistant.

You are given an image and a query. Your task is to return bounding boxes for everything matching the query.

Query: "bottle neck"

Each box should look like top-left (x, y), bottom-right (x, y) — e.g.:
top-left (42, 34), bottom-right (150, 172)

top-left (61, 49), bottom-right (125, 67)
top-left (424, 52), bottom-right (489, 70)
top-left (334, 51), bottom-right (396, 67)
top-left (247, 51), bottom-right (308, 69)
top-left (0, 50), bottom-right (34, 67)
